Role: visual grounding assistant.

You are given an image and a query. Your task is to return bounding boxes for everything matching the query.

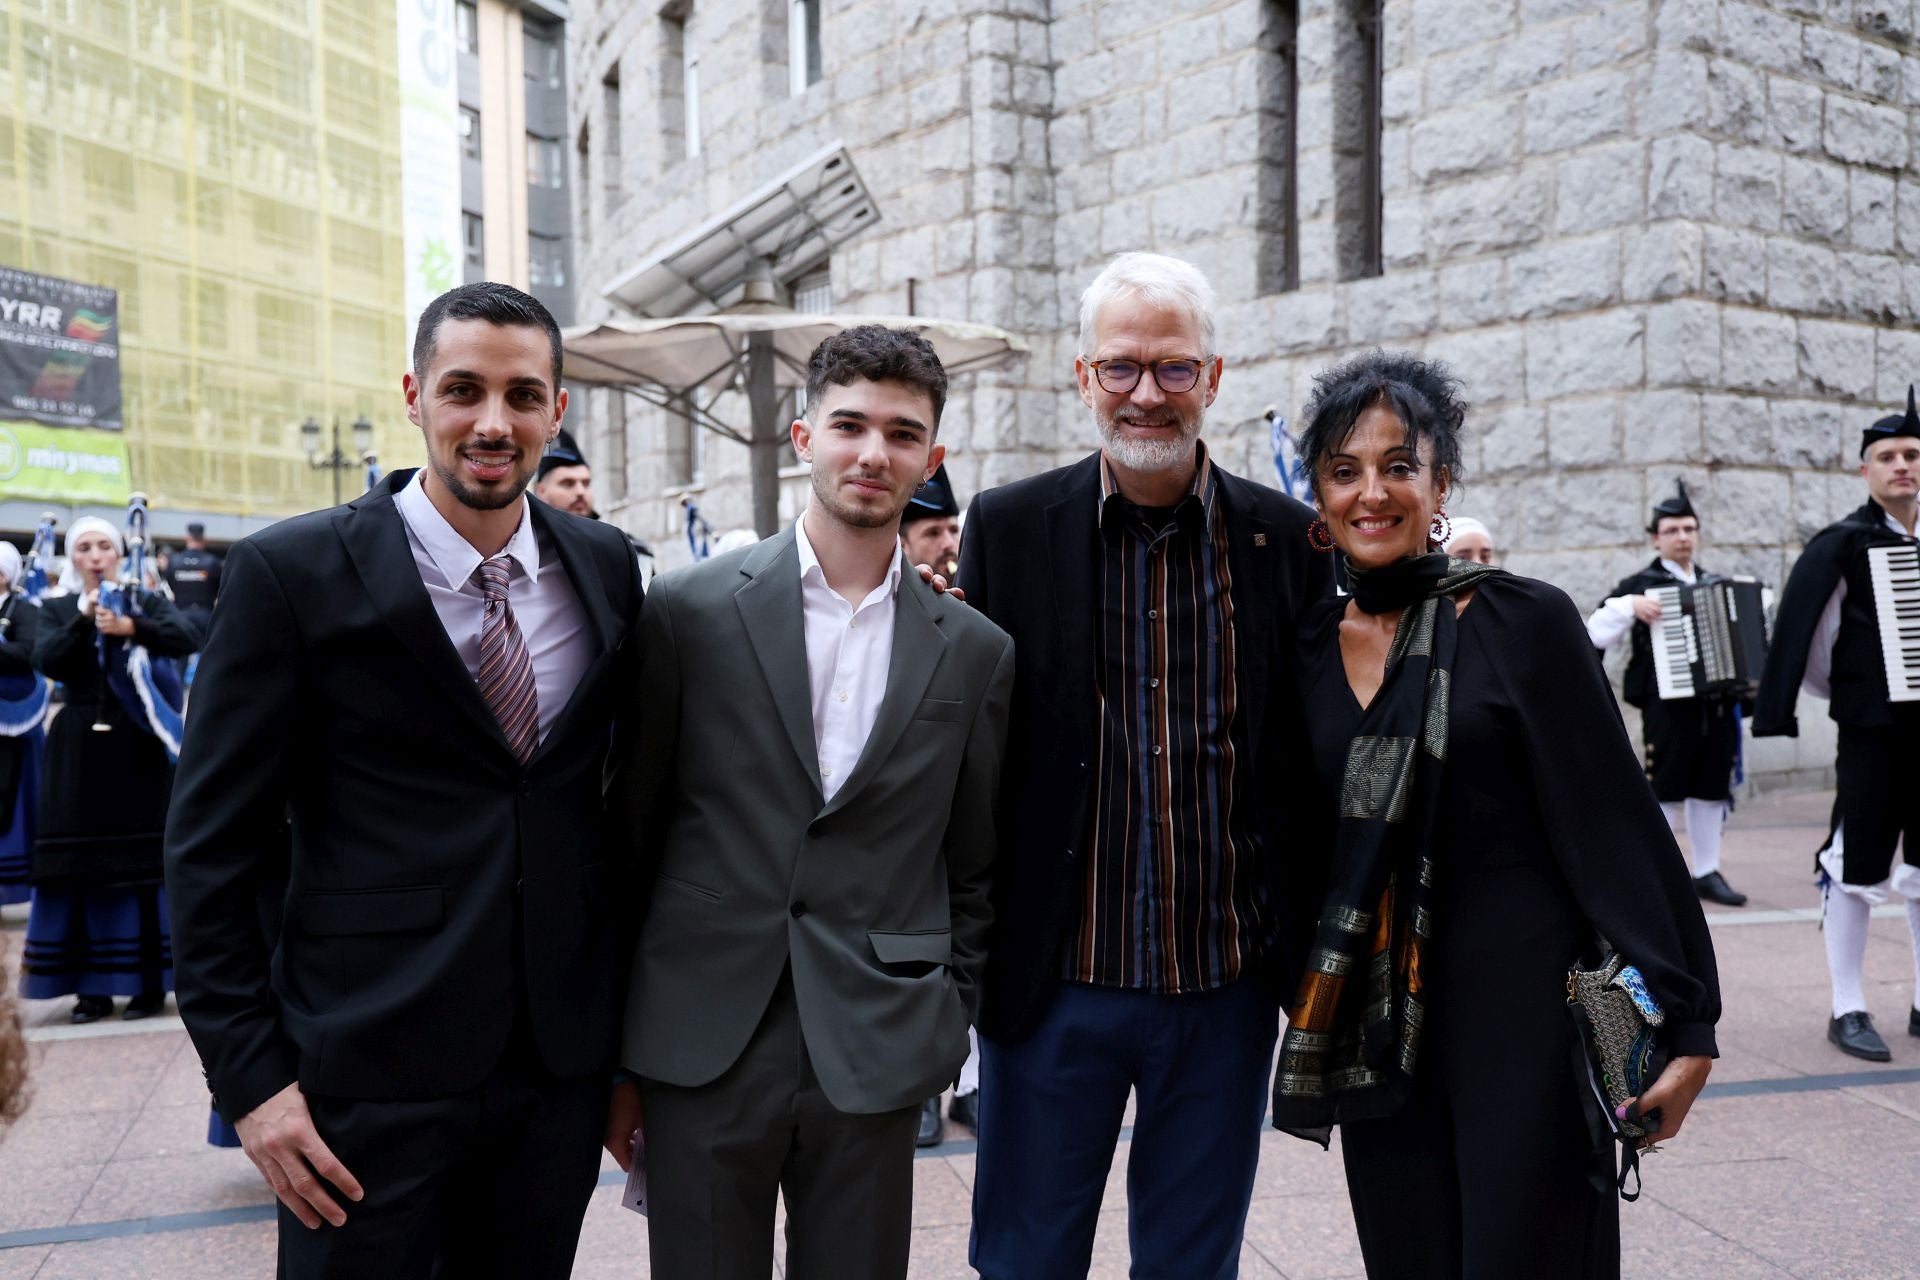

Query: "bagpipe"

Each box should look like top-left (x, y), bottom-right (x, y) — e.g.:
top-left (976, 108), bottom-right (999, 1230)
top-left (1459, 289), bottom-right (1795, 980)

top-left (91, 493), bottom-right (186, 761)
top-left (0, 513), bottom-right (55, 738)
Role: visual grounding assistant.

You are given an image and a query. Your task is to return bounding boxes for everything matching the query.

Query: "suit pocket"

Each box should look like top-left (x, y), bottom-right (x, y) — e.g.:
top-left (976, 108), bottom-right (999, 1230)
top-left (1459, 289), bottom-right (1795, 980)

top-left (912, 697), bottom-right (966, 724)
top-left (296, 886), bottom-right (443, 936)
top-left (869, 928), bottom-right (952, 969)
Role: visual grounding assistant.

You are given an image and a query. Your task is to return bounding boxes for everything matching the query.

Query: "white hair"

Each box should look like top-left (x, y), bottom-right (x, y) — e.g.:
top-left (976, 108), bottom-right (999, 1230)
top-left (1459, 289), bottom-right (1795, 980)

top-left (1077, 253), bottom-right (1218, 357)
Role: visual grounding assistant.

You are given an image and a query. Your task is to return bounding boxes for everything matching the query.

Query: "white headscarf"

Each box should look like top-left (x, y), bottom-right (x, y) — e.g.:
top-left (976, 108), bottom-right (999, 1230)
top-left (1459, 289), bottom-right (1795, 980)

top-left (0, 541), bottom-right (19, 591)
top-left (55, 516), bottom-right (125, 595)
top-left (1444, 516), bottom-right (1492, 551)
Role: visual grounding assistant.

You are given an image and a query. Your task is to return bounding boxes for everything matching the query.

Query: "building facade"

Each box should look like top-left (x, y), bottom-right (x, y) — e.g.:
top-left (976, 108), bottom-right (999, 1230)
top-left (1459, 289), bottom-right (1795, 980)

top-left (569, 0), bottom-right (1920, 782)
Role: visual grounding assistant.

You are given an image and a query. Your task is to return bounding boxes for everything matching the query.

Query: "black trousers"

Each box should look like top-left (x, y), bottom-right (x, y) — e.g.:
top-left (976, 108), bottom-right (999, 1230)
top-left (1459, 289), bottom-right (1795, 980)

top-left (1641, 695), bottom-right (1738, 803)
top-left (1835, 722), bottom-right (1920, 884)
top-left (276, 1033), bottom-right (609, 1280)
top-left (640, 971), bottom-right (920, 1280)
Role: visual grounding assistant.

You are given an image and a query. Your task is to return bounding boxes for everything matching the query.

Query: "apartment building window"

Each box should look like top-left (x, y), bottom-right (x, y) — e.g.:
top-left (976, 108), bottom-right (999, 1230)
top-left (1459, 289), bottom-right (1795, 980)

top-left (463, 212), bottom-right (484, 277)
top-left (1334, 0), bottom-right (1384, 280)
top-left (659, 7), bottom-right (697, 163)
top-left (455, 1), bottom-right (478, 54)
top-left (789, 0), bottom-right (821, 95)
top-left (1259, 0), bottom-right (1300, 293)
top-left (529, 234), bottom-right (566, 288)
top-left (460, 107), bottom-right (481, 162)
top-left (525, 25), bottom-right (562, 91)
top-left (527, 134), bottom-right (564, 189)
top-left (602, 68), bottom-right (624, 211)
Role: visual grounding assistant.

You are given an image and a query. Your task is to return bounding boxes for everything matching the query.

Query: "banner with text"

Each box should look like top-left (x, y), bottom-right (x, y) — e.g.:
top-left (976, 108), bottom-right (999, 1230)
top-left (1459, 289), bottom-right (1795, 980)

top-left (0, 420), bottom-right (132, 504)
top-left (396, 0), bottom-right (463, 350)
top-left (0, 267), bottom-right (121, 429)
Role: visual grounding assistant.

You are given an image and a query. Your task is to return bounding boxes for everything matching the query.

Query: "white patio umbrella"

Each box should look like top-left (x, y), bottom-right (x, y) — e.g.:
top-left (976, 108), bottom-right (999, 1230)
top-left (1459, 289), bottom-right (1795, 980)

top-left (563, 296), bottom-right (1029, 536)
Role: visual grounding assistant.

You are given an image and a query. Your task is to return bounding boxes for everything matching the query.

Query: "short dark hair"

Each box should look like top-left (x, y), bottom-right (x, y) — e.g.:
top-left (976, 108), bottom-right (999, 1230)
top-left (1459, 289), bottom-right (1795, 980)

top-left (804, 325), bottom-right (948, 430)
top-left (412, 282), bottom-right (564, 392)
top-left (1296, 350), bottom-right (1468, 501)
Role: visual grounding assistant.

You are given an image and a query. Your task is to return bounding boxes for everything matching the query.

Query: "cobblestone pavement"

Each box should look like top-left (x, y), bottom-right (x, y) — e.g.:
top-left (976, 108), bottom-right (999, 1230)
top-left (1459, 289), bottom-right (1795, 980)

top-left (3, 788), bottom-right (1917, 1278)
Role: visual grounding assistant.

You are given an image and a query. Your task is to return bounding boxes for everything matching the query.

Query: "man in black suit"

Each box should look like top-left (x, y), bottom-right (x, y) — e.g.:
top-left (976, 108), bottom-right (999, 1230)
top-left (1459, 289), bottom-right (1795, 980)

top-left (165, 282), bottom-right (642, 1278)
top-left (959, 252), bottom-right (1333, 1279)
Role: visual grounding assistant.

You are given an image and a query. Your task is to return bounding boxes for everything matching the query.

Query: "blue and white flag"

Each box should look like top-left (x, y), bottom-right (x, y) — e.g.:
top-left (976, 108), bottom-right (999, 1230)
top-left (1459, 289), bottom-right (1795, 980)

top-left (95, 583), bottom-right (186, 762)
top-left (22, 517), bottom-right (54, 602)
top-left (1268, 407), bottom-right (1303, 500)
top-left (684, 499), bottom-right (714, 562)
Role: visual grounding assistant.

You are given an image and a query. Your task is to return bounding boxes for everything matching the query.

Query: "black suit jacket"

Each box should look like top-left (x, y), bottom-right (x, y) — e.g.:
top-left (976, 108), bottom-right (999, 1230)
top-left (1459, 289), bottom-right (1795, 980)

top-left (165, 470), bottom-right (642, 1124)
top-left (956, 452), bottom-right (1335, 1041)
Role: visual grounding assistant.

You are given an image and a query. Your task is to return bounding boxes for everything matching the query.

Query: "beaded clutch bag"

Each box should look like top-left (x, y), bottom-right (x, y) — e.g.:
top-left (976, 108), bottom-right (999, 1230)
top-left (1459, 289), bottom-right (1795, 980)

top-left (1567, 946), bottom-right (1668, 1200)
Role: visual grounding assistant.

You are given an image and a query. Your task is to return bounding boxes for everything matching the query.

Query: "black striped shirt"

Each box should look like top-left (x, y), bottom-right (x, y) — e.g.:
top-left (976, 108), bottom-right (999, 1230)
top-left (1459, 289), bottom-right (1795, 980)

top-left (1063, 447), bottom-right (1265, 992)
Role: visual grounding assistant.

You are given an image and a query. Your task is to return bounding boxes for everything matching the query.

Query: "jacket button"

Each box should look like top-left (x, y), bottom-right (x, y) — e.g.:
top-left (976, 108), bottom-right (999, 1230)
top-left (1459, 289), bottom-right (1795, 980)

top-left (790, 901), bottom-right (807, 918)
top-left (1064, 848), bottom-right (1077, 862)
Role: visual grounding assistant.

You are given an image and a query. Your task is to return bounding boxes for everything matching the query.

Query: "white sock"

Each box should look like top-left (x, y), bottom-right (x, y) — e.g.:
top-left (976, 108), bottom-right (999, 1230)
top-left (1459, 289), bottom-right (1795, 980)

top-left (1685, 798), bottom-right (1725, 878)
top-left (1828, 884), bottom-right (1872, 1018)
top-left (1907, 898), bottom-right (1920, 1014)
top-left (956, 1027), bottom-right (980, 1097)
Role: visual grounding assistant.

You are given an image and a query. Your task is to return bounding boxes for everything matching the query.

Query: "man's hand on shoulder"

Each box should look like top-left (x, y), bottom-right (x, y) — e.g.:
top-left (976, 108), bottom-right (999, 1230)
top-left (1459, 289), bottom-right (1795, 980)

top-left (915, 563), bottom-right (967, 604)
top-left (235, 1081), bottom-right (364, 1229)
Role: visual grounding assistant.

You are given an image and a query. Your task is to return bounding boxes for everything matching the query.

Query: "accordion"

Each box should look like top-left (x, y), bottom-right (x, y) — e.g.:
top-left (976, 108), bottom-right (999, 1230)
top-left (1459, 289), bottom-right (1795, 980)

top-left (1867, 543), bottom-right (1920, 703)
top-left (1649, 576), bottom-right (1768, 702)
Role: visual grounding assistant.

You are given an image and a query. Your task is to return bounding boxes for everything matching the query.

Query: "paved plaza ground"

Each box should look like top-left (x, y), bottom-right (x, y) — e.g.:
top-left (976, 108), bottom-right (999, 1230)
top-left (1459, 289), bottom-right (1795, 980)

top-left (3, 787), bottom-right (1918, 1277)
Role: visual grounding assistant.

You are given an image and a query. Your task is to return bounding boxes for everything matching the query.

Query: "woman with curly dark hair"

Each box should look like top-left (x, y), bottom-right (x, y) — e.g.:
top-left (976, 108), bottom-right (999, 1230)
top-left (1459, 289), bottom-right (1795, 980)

top-left (1269, 350), bottom-right (1722, 1278)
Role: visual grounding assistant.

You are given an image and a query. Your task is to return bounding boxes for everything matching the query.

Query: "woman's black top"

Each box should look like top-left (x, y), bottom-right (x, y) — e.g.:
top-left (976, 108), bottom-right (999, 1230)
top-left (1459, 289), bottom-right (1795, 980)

top-left (30, 590), bottom-right (202, 887)
top-left (1296, 572), bottom-right (1720, 1059)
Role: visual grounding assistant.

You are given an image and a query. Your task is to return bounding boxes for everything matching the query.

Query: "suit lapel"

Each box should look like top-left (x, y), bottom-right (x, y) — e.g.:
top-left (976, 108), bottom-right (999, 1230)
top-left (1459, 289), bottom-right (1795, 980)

top-left (338, 473), bottom-right (516, 758)
top-left (524, 502), bottom-right (624, 764)
top-left (819, 568), bottom-right (946, 820)
top-left (734, 528), bottom-right (822, 794)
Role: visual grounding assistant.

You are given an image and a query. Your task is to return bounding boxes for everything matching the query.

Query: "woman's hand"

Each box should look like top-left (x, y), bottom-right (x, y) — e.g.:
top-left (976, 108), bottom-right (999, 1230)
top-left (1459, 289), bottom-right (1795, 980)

top-left (1632, 1053), bottom-right (1712, 1147)
top-left (603, 1078), bottom-right (644, 1172)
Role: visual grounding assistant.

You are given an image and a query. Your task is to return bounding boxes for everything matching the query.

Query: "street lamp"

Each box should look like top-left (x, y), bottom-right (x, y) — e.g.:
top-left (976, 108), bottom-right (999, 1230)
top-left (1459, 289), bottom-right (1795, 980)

top-left (300, 414), bottom-right (375, 506)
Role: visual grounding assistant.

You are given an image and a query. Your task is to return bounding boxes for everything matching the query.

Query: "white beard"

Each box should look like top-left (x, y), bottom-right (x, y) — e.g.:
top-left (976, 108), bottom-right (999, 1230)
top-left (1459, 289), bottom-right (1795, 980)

top-left (1096, 408), bottom-right (1203, 473)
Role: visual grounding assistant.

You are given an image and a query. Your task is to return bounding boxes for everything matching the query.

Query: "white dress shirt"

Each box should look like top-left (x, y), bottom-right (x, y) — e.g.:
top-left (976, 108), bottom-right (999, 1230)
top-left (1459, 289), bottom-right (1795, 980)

top-left (394, 472), bottom-right (596, 743)
top-left (795, 514), bottom-right (902, 802)
top-left (1585, 557), bottom-right (1696, 650)
top-left (1804, 506), bottom-right (1918, 698)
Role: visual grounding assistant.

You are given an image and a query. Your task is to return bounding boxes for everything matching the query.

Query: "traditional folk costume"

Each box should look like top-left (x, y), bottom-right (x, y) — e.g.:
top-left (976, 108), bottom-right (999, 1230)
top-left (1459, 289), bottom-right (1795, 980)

top-left (1756, 393), bottom-right (1920, 1061)
top-left (1586, 482), bottom-right (1748, 907)
top-left (20, 517), bottom-right (202, 1019)
top-left (0, 543), bottom-right (50, 907)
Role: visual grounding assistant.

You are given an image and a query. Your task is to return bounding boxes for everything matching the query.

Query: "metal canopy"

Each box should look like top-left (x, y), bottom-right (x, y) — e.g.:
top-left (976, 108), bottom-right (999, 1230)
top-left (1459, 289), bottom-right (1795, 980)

top-left (601, 143), bottom-right (878, 317)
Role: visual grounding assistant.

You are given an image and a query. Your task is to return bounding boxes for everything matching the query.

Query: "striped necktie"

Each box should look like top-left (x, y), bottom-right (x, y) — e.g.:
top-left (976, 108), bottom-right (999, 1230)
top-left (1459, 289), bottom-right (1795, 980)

top-left (475, 556), bottom-right (539, 765)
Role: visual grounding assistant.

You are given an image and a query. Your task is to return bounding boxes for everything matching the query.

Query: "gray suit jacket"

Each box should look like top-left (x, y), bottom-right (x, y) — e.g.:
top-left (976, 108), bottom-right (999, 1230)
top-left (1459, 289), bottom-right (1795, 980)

top-left (618, 525), bottom-right (1014, 1114)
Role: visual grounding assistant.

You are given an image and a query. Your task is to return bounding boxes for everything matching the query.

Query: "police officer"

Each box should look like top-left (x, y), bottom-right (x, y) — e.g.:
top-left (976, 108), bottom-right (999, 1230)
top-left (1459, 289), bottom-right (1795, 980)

top-left (535, 429), bottom-right (655, 584)
top-left (166, 522), bottom-right (223, 634)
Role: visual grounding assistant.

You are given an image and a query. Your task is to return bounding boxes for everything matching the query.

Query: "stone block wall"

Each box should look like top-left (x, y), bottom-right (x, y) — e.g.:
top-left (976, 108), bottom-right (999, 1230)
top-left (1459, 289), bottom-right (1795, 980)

top-left (568, 0), bottom-right (1920, 786)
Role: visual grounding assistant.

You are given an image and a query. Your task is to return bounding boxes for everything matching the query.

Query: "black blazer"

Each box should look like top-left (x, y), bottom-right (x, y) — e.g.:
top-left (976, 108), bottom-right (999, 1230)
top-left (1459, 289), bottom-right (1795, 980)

top-left (165, 470), bottom-right (642, 1124)
top-left (956, 452), bottom-right (1334, 1041)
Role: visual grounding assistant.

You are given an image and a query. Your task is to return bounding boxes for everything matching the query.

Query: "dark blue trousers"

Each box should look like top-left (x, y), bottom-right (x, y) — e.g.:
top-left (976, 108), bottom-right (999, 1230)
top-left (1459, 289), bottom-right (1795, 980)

top-left (969, 977), bottom-right (1279, 1280)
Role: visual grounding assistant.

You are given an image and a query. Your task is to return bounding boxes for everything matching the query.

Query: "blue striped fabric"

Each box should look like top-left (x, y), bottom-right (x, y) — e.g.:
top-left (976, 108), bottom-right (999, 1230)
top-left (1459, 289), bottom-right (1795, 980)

top-left (1063, 446), bottom-right (1266, 993)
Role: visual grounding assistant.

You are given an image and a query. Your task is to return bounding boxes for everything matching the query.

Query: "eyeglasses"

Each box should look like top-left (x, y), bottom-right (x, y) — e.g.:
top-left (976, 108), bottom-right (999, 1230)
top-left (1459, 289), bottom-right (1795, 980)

top-left (1086, 357), bottom-right (1210, 395)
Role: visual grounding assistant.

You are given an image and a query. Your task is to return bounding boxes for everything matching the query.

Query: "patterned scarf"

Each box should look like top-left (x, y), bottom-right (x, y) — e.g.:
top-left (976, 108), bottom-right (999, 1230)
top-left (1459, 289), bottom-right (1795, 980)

top-left (1273, 553), bottom-right (1502, 1139)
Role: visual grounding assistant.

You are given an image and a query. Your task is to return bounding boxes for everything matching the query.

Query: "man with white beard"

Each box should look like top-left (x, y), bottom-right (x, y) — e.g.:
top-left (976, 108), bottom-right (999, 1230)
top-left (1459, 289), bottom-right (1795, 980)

top-left (955, 253), bottom-right (1333, 1279)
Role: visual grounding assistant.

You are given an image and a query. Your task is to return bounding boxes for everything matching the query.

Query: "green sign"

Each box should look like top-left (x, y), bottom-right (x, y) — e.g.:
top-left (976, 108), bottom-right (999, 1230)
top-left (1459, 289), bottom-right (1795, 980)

top-left (0, 420), bottom-right (131, 503)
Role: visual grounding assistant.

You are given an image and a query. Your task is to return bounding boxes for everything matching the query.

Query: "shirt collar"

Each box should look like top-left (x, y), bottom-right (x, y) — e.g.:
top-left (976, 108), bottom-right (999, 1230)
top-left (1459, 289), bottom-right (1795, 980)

top-left (794, 512), bottom-right (904, 598)
top-left (1097, 440), bottom-right (1216, 529)
top-left (396, 470), bottom-right (541, 589)
top-left (1658, 557), bottom-right (1695, 584)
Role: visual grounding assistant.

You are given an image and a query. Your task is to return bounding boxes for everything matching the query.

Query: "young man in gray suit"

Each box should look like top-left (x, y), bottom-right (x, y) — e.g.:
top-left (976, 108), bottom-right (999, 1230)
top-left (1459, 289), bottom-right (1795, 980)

top-left (605, 326), bottom-right (1014, 1280)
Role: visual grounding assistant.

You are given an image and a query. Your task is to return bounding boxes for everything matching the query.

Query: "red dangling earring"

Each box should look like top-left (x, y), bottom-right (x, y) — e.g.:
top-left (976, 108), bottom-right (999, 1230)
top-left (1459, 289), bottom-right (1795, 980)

top-left (1307, 518), bottom-right (1335, 553)
top-left (1429, 509), bottom-right (1453, 548)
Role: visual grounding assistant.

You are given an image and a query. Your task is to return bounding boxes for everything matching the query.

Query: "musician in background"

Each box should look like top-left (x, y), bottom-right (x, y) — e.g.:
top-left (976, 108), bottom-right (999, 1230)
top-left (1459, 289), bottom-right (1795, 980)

top-left (21, 518), bottom-right (202, 1022)
top-left (1585, 482), bottom-right (1749, 909)
top-left (1756, 391), bottom-right (1920, 1063)
top-left (0, 543), bottom-right (45, 907)
top-left (1442, 515), bottom-right (1497, 564)
top-left (898, 461), bottom-right (979, 1149)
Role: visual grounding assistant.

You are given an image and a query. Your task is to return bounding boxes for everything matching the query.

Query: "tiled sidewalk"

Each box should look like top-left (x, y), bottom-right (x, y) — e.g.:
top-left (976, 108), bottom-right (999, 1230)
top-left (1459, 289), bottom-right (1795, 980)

top-left (4, 788), bottom-right (1919, 1277)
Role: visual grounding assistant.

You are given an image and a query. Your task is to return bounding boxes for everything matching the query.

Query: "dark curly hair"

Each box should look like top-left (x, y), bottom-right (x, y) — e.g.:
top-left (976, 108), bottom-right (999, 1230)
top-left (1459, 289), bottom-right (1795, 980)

top-left (804, 325), bottom-right (948, 432)
top-left (1295, 350), bottom-right (1468, 501)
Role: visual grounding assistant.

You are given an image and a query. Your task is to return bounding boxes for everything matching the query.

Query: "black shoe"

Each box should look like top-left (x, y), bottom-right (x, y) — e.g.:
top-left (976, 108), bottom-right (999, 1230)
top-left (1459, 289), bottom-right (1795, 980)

top-left (948, 1089), bottom-right (978, 1134)
top-left (1829, 1012), bottom-right (1892, 1062)
top-left (123, 991), bottom-right (166, 1021)
top-left (70, 995), bottom-right (113, 1024)
top-left (915, 1096), bottom-right (943, 1148)
top-left (1908, 1007), bottom-right (1919, 1038)
top-left (1694, 871), bottom-right (1748, 907)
